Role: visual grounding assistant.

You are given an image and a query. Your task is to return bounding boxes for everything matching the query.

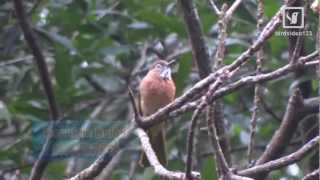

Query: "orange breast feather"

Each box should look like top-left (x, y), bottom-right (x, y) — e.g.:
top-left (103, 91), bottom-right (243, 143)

top-left (139, 70), bottom-right (175, 116)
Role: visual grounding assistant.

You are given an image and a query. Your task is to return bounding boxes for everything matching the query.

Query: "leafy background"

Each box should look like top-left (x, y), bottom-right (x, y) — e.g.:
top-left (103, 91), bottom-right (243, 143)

top-left (0, 0), bottom-right (318, 179)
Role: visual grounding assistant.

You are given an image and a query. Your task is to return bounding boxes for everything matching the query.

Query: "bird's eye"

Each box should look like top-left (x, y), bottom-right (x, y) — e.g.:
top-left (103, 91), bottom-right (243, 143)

top-left (155, 64), bottom-right (162, 69)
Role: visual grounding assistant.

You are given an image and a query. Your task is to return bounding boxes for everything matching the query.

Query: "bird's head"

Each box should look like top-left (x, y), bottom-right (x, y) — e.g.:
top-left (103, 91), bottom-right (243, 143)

top-left (150, 60), bottom-right (172, 80)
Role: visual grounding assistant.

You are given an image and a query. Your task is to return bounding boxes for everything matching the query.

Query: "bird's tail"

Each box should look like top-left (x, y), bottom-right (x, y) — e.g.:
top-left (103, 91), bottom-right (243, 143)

top-left (139, 128), bottom-right (167, 167)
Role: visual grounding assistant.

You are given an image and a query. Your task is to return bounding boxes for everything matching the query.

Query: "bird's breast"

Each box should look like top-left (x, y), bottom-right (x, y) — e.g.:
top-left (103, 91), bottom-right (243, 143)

top-left (139, 76), bottom-right (175, 116)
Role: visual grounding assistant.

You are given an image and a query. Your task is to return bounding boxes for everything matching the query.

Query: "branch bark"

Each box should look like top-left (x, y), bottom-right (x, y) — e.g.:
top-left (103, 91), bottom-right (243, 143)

top-left (178, 0), bottom-right (211, 79)
top-left (238, 136), bottom-right (320, 176)
top-left (13, 0), bottom-right (60, 179)
top-left (67, 124), bottom-right (136, 180)
top-left (136, 128), bottom-right (201, 180)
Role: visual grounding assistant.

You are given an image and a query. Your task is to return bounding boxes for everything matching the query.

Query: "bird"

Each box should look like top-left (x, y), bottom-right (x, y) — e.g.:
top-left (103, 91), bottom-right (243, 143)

top-left (139, 60), bottom-right (176, 167)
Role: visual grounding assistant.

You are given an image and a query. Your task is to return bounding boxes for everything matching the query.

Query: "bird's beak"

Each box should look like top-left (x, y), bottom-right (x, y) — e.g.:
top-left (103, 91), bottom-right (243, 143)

top-left (160, 66), bottom-right (171, 80)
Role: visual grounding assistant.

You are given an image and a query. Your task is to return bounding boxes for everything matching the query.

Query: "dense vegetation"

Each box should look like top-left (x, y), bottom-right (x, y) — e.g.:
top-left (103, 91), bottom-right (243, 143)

top-left (0, 0), bottom-right (319, 180)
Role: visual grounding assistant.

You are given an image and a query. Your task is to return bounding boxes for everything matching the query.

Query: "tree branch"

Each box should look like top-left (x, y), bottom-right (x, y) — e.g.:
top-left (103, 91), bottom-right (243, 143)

top-left (67, 123), bottom-right (136, 180)
top-left (206, 105), bottom-right (230, 177)
top-left (178, 0), bottom-right (211, 78)
top-left (136, 128), bottom-right (200, 180)
top-left (208, 0), bottom-right (221, 15)
top-left (256, 89), bottom-right (304, 164)
top-left (13, 0), bottom-right (60, 179)
top-left (238, 136), bottom-right (320, 176)
top-left (302, 168), bottom-right (320, 180)
top-left (248, 0), bottom-right (264, 164)
top-left (209, 0), bottom-right (243, 171)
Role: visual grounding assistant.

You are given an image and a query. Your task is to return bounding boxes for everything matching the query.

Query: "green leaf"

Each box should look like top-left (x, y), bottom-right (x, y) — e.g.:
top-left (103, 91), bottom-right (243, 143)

top-left (201, 157), bottom-right (218, 180)
top-left (267, 35), bottom-right (287, 58)
top-left (45, 161), bottom-right (66, 179)
top-left (54, 45), bottom-right (74, 90)
top-left (36, 28), bottom-right (76, 52)
top-left (135, 11), bottom-right (186, 37)
top-left (174, 53), bottom-right (192, 95)
top-left (264, 2), bottom-right (281, 18)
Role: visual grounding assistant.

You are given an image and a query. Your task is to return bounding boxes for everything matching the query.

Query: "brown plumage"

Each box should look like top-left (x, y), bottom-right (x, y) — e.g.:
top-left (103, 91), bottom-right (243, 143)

top-left (139, 60), bottom-right (176, 167)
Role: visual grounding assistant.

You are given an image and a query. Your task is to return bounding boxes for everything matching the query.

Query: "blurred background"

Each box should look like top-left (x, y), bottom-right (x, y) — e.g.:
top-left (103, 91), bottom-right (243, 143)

top-left (0, 0), bottom-right (318, 179)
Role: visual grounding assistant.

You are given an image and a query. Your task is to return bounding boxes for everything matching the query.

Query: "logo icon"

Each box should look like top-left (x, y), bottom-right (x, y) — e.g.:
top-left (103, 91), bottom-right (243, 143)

top-left (282, 7), bottom-right (304, 29)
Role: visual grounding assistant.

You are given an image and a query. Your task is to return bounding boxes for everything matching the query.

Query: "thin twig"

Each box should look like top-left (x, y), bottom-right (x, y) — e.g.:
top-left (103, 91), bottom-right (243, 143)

top-left (238, 136), bottom-right (320, 176)
top-left (0, 55), bottom-right (33, 67)
top-left (259, 96), bottom-right (282, 122)
top-left (208, 3), bottom-right (230, 176)
top-left (13, 0), bottom-right (60, 179)
top-left (302, 168), bottom-right (320, 180)
top-left (208, 0), bottom-right (221, 15)
top-left (65, 100), bottom-right (108, 177)
top-left (206, 105), bottom-right (230, 176)
top-left (128, 159), bottom-right (138, 180)
top-left (99, 150), bottom-right (124, 180)
top-left (250, 89), bottom-right (304, 178)
top-left (224, 0), bottom-right (243, 21)
top-left (186, 73), bottom-right (230, 179)
top-left (67, 123), bottom-right (136, 180)
top-left (248, 0), bottom-right (264, 165)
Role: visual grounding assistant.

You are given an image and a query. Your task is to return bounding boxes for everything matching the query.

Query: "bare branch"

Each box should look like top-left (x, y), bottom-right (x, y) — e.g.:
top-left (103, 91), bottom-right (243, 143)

top-left (178, 0), bottom-right (211, 78)
top-left (224, 0), bottom-right (243, 21)
top-left (211, 56), bottom-right (315, 103)
top-left (256, 89), bottom-right (304, 164)
top-left (238, 136), bottom-right (320, 176)
top-left (206, 105), bottom-right (230, 176)
top-left (260, 97), bottom-right (282, 122)
top-left (302, 169), bottom-right (320, 180)
top-left (303, 96), bottom-right (320, 113)
top-left (299, 50), bottom-right (319, 62)
top-left (0, 55), bottom-right (33, 67)
top-left (136, 128), bottom-right (201, 180)
top-left (248, 0), bottom-right (264, 164)
top-left (128, 159), bottom-right (138, 180)
top-left (67, 124), bottom-right (136, 180)
top-left (209, 0), bottom-right (243, 170)
top-left (186, 71), bottom-right (231, 179)
top-left (208, 4), bottom-right (230, 176)
top-left (13, 0), bottom-right (60, 179)
top-left (99, 150), bottom-right (124, 179)
top-left (208, 0), bottom-right (221, 15)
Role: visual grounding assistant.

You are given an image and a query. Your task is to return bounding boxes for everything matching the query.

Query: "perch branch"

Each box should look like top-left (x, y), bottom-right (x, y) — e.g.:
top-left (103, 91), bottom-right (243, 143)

top-left (136, 128), bottom-right (201, 180)
top-left (67, 123), bottom-right (136, 180)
